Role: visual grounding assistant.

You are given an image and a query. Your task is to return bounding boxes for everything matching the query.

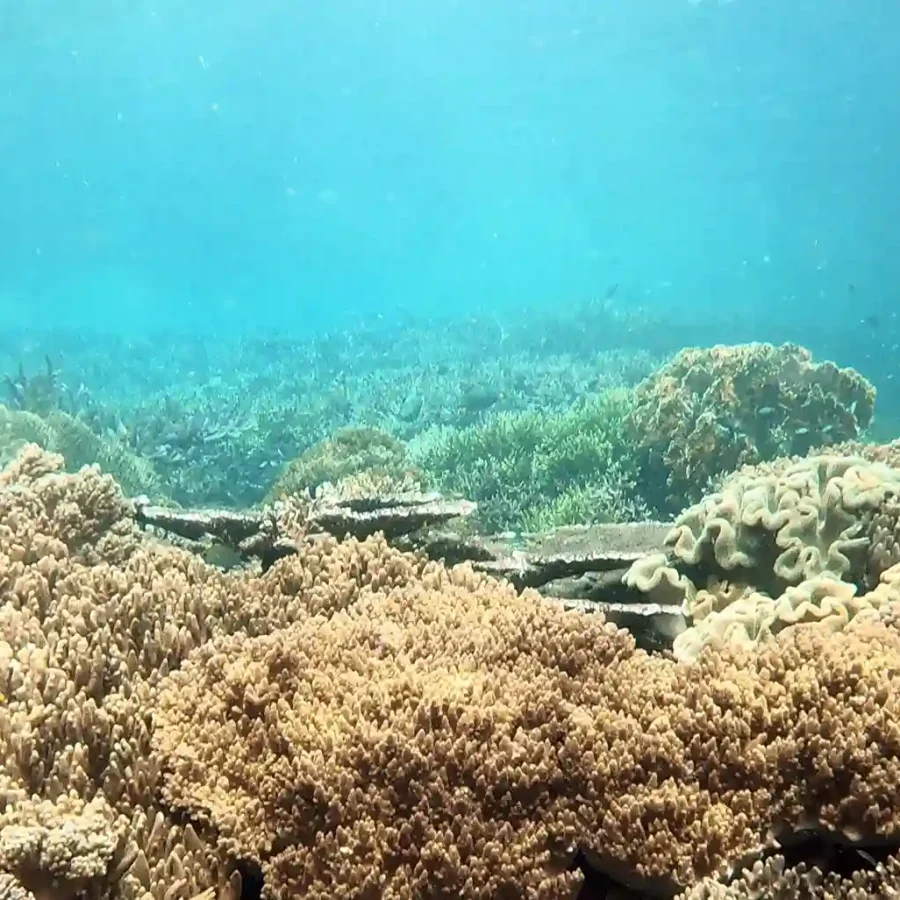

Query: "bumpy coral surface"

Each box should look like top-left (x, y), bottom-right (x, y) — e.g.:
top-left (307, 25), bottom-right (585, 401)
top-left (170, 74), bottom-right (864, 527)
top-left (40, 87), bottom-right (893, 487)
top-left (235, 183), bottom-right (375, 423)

top-left (628, 454), bottom-right (900, 661)
top-left (153, 582), bottom-right (900, 899)
top-left (5, 445), bottom-right (900, 900)
top-left (0, 445), bottom-right (428, 900)
top-left (265, 425), bottom-right (423, 503)
top-left (626, 343), bottom-right (875, 512)
top-left (679, 850), bottom-right (900, 899)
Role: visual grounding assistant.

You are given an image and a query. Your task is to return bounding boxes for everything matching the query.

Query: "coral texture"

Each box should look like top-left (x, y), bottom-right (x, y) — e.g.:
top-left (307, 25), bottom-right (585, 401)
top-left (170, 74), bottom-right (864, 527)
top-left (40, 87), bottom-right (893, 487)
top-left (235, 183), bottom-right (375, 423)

top-left (265, 426), bottom-right (422, 503)
top-left (4, 445), bottom-right (900, 900)
top-left (411, 389), bottom-right (650, 532)
top-left (627, 455), bottom-right (900, 660)
top-left (153, 582), bottom-right (900, 899)
top-left (626, 343), bottom-right (875, 511)
top-left (678, 851), bottom-right (900, 899)
top-left (0, 445), bottom-right (426, 900)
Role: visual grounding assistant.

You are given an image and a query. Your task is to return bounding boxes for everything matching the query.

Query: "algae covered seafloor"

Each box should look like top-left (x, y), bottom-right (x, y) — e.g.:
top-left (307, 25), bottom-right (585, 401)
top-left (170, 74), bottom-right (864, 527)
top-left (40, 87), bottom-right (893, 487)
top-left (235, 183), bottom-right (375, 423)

top-left (3, 318), bottom-right (900, 899)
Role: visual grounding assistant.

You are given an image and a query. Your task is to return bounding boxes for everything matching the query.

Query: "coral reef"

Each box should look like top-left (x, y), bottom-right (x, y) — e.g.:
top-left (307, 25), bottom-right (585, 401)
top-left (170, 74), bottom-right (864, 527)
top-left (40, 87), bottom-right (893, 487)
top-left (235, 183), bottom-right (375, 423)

top-left (129, 552), bottom-right (900, 897)
top-left (411, 389), bottom-right (650, 532)
top-left (70, 329), bottom-right (657, 509)
top-left (626, 343), bottom-right (876, 513)
top-left (265, 426), bottom-right (424, 503)
top-left (626, 454), bottom-right (900, 661)
top-left (4, 445), bottom-right (900, 898)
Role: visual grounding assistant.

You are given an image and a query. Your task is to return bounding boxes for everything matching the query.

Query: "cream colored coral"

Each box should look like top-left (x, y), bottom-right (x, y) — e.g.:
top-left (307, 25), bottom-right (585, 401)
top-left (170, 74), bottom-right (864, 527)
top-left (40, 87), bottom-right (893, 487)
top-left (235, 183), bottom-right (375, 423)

top-left (669, 455), bottom-right (900, 585)
top-left (7, 444), bottom-right (900, 900)
top-left (0, 446), bottom-right (433, 899)
top-left (623, 552), bottom-right (694, 607)
top-left (670, 574), bottom-right (892, 662)
top-left (628, 456), bottom-right (900, 659)
top-left (154, 575), bottom-right (900, 897)
top-left (679, 851), bottom-right (900, 899)
top-left (0, 794), bottom-right (131, 895)
top-left (0, 873), bottom-right (36, 900)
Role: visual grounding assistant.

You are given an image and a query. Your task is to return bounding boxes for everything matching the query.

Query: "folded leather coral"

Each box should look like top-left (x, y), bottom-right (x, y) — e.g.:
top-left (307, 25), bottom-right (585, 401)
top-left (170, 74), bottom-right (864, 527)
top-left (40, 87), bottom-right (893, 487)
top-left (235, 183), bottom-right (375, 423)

top-left (3, 445), bottom-right (900, 899)
top-left (626, 454), bottom-right (900, 662)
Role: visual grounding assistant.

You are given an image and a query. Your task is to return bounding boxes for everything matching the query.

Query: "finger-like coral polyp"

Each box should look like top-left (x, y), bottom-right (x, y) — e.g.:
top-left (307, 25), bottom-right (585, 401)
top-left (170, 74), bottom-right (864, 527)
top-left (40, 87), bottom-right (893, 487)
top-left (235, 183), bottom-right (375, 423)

top-left (3, 444), bottom-right (900, 899)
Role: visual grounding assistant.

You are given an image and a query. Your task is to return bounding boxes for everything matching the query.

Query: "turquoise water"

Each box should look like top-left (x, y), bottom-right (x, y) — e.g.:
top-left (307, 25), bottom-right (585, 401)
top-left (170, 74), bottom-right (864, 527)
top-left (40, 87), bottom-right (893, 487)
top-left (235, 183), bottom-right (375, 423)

top-left (2, 0), bottom-right (896, 338)
top-left (1, 0), bottom-right (898, 508)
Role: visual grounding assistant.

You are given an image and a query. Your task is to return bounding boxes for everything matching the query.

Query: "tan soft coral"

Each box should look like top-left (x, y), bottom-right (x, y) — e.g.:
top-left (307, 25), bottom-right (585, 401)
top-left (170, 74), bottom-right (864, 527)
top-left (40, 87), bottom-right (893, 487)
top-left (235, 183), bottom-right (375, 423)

top-left (6, 443), bottom-right (900, 899)
top-left (627, 455), bottom-right (900, 660)
top-left (626, 343), bottom-right (875, 512)
top-left (153, 570), bottom-right (900, 898)
top-left (0, 446), bottom-right (429, 899)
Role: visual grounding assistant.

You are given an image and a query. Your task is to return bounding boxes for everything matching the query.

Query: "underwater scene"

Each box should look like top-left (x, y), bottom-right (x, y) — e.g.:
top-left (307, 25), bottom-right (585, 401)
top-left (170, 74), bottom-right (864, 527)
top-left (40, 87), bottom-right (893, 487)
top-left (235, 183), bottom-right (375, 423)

top-left (2, 0), bottom-right (900, 898)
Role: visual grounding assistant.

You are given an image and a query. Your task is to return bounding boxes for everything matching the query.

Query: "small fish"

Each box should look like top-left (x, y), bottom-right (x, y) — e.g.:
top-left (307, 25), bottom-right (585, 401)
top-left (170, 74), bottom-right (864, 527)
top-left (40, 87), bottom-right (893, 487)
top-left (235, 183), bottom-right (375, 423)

top-left (604, 283), bottom-right (620, 301)
top-left (397, 392), bottom-right (423, 422)
top-left (459, 386), bottom-right (503, 413)
top-left (202, 541), bottom-right (244, 571)
top-left (861, 314), bottom-right (879, 328)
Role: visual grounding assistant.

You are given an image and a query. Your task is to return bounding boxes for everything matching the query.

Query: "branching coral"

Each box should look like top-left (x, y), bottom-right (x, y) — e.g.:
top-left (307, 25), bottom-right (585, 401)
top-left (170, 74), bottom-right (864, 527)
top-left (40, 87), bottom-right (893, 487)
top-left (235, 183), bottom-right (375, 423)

top-left (5, 444), bottom-right (900, 899)
top-left (814, 437), bottom-right (900, 471)
top-left (265, 426), bottom-right (424, 503)
top-left (153, 579), bottom-right (900, 898)
top-left (0, 445), bottom-right (427, 900)
top-left (410, 389), bottom-right (650, 532)
top-left (626, 343), bottom-right (876, 513)
top-left (679, 850), bottom-right (900, 899)
top-left (0, 794), bottom-right (134, 900)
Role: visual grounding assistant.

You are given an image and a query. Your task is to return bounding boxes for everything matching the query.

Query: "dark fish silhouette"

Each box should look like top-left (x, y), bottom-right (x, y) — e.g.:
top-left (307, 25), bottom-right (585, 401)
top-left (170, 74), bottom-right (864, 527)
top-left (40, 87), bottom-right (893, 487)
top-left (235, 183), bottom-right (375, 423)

top-left (459, 385), bottom-right (503, 412)
top-left (861, 314), bottom-right (879, 329)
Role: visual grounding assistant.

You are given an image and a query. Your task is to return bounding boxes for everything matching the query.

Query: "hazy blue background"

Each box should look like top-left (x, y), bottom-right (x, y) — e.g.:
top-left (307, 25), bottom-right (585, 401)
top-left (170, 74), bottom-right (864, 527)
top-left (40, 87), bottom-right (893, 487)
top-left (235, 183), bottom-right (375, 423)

top-left (0, 0), bottom-right (897, 336)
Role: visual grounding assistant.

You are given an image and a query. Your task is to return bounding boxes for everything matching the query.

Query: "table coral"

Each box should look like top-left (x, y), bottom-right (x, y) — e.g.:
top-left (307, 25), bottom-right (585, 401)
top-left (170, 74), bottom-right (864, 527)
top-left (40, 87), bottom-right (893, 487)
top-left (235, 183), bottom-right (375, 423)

top-left (626, 343), bottom-right (875, 513)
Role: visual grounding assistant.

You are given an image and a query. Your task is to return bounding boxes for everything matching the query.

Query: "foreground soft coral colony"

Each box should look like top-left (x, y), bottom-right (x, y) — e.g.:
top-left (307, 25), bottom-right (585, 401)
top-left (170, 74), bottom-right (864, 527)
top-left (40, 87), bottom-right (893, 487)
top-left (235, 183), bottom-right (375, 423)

top-left (4, 380), bottom-right (900, 900)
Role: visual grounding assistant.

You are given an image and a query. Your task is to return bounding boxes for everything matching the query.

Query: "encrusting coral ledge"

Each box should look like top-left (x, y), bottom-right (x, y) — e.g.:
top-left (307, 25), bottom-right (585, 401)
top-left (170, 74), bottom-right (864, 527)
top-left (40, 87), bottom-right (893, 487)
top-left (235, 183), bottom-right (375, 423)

top-left (4, 444), bottom-right (900, 899)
